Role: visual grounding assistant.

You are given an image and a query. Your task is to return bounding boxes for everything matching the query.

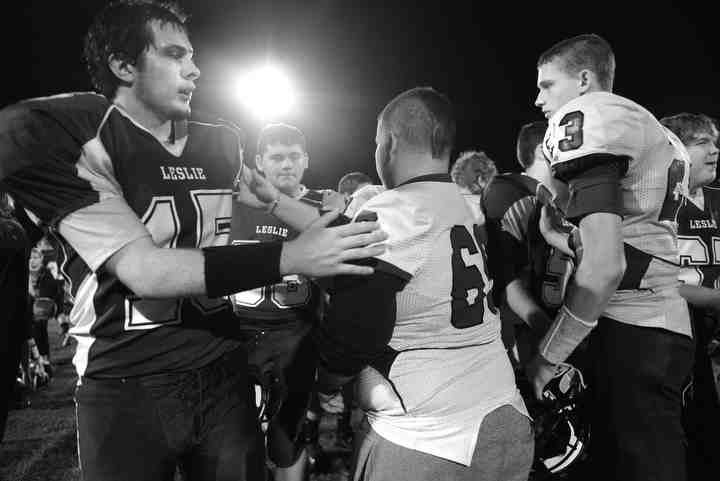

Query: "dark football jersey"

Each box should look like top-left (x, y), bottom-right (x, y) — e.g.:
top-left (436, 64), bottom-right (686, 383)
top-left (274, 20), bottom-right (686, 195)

top-left (483, 173), bottom-right (574, 317)
top-left (678, 188), bottom-right (720, 289)
top-left (229, 187), bottom-right (324, 326)
top-left (0, 92), bottom-right (244, 378)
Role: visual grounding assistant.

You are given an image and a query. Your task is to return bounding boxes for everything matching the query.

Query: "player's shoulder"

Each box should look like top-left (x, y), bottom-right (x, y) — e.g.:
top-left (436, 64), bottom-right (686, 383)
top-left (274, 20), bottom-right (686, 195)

top-left (2, 91), bottom-right (110, 137)
top-left (558, 91), bottom-right (645, 122)
top-left (484, 173), bottom-right (537, 201)
top-left (483, 173), bottom-right (538, 220)
top-left (546, 92), bottom-right (660, 169)
top-left (355, 187), bottom-right (431, 237)
top-left (188, 113), bottom-right (244, 141)
top-left (358, 186), bottom-right (404, 213)
top-left (19, 91), bottom-right (109, 112)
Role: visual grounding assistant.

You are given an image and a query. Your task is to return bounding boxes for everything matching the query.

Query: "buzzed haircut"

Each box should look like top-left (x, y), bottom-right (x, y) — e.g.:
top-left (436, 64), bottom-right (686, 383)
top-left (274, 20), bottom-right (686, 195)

top-left (84, 0), bottom-right (188, 99)
top-left (660, 113), bottom-right (719, 146)
top-left (538, 34), bottom-right (616, 91)
top-left (516, 120), bottom-right (548, 170)
top-left (378, 87), bottom-right (456, 159)
top-left (338, 172), bottom-right (373, 195)
top-left (256, 123), bottom-right (307, 156)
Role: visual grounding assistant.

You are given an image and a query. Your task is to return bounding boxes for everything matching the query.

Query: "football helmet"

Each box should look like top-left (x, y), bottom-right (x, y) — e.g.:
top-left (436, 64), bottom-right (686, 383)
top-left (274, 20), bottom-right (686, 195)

top-left (519, 363), bottom-right (591, 480)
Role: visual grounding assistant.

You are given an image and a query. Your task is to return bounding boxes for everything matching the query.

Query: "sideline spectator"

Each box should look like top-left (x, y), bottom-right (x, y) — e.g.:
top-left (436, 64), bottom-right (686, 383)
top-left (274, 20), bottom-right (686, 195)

top-left (451, 150), bottom-right (497, 225)
top-left (0, 193), bottom-right (31, 440)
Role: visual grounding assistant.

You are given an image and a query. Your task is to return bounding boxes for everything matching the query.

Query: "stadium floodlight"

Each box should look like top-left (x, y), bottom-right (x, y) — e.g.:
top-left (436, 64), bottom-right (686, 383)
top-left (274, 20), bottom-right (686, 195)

top-left (234, 63), bottom-right (297, 121)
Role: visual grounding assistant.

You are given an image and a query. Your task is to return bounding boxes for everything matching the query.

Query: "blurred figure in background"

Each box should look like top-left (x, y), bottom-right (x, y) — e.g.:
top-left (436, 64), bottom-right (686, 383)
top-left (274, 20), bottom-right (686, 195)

top-left (451, 150), bottom-right (497, 225)
top-left (0, 192), bottom-right (31, 440)
top-left (338, 171), bottom-right (373, 197)
top-left (338, 172), bottom-right (385, 219)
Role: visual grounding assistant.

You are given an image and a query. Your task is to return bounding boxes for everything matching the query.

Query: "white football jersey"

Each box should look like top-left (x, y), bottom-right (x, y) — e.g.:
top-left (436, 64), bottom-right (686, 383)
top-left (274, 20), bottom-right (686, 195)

top-left (543, 91), bottom-right (690, 336)
top-left (352, 175), bottom-right (527, 465)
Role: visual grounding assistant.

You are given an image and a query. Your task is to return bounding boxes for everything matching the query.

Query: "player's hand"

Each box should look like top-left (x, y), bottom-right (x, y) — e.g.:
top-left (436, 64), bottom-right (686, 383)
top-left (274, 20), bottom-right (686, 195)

top-left (525, 354), bottom-right (558, 402)
top-left (539, 205), bottom-right (574, 257)
top-left (234, 167), bottom-right (280, 208)
top-left (318, 391), bottom-right (345, 414)
top-left (280, 210), bottom-right (387, 277)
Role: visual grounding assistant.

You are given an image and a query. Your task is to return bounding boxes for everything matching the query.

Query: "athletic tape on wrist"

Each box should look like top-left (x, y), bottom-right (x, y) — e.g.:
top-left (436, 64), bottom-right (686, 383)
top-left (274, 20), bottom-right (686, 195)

top-left (539, 305), bottom-right (597, 364)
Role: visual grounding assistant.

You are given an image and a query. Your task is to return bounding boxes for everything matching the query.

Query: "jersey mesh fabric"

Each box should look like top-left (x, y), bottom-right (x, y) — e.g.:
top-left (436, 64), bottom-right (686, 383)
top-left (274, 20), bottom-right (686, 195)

top-left (543, 92), bottom-right (690, 336)
top-left (352, 178), bottom-right (527, 465)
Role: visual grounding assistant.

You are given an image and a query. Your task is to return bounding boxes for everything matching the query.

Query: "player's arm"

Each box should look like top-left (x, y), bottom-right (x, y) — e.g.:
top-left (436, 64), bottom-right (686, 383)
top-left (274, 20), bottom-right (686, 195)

top-left (313, 269), bottom-right (406, 393)
top-left (484, 181), bottom-right (551, 332)
top-left (505, 275), bottom-right (553, 335)
top-left (60, 196), bottom-right (386, 299)
top-left (528, 158), bottom-right (626, 399)
top-left (235, 167), bottom-right (353, 231)
top-left (678, 284), bottom-right (720, 311)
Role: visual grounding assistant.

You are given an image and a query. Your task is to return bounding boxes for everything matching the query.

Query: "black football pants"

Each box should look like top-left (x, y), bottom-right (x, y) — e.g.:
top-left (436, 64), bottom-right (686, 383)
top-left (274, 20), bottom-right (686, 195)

top-left (585, 317), bottom-right (693, 481)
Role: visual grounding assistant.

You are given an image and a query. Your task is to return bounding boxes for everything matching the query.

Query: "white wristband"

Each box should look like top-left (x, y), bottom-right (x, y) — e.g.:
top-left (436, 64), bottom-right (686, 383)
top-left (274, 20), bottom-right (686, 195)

top-left (539, 305), bottom-right (597, 364)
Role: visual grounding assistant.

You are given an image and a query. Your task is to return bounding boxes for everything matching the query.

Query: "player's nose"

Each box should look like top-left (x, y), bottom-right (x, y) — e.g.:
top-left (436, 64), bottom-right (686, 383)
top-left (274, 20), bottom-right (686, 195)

top-left (185, 58), bottom-right (200, 81)
top-left (534, 91), bottom-right (544, 107)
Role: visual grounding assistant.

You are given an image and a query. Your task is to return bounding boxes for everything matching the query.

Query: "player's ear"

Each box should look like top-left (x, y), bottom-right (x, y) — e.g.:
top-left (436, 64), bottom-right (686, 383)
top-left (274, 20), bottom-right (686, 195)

top-left (108, 54), bottom-right (137, 84)
top-left (533, 144), bottom-right (545, 163)
top-left (578, 69), bottom-right (593, 93)
top-left (254, 154), bottom-right (264, 173)
top-left (388, 131), bottom-right (399, 158)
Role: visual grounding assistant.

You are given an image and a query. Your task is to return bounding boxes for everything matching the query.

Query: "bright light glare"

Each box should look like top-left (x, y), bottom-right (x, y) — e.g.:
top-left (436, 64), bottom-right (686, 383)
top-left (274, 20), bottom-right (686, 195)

top-left (234, 64), bottom-right (296, 121)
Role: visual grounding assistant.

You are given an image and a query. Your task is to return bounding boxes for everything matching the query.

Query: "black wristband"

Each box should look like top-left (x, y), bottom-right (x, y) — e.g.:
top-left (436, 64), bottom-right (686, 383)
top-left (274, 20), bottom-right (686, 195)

top-left (203, 243), bottom-right (283, 298)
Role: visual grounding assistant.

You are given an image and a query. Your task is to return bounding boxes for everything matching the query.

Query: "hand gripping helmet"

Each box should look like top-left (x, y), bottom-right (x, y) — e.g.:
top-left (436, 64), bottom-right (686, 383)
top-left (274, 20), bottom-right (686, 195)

top-left (520, 363), bottom-right (591, 479)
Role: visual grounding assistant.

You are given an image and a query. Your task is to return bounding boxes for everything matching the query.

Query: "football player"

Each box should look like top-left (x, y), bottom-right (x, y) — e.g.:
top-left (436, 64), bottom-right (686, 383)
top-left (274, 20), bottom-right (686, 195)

top-left (660, 113), bottom-right (720, 481)
top-left (230, 123), bottom-right (326, 481)
top-left (0, 2), bottom-right (385, 480)
top-left (450, 150), bottom-right (497, 226)
top-left (528, 34), bottom-right (693, 481)
top-left (313, 87), bottom-right (533, 480)
top-left (483, 121), bottom-right (576, 364)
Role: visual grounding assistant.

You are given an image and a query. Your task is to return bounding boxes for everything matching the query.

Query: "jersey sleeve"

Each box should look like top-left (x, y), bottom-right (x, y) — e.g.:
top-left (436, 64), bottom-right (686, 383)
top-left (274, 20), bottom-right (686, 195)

top-left (483, 177), bottom-right (537, 286)
top-left (58, 198), bottom-right (150, 272)
top-left (353, 190), bottom-right (433, 282)
top-left (0, 93), bottom-right (115, 226)
top-left (543, 93), bottom-right (642, 182)
top-left (483, 176), bottom-right (537, 242)
top-left (345, 184), bottom-right (386, 218)
top-left (1, 94), bottom-right (151, 271)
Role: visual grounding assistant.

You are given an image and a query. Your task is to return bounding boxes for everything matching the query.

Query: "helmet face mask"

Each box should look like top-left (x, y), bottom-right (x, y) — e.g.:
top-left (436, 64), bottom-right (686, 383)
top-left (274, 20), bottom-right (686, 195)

top-left (518, 363), bottom-right (591, 479)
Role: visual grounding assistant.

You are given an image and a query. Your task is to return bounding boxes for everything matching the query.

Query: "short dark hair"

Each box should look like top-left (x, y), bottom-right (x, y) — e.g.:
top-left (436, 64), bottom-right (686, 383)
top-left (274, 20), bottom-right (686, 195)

top-left (84, 0), bottom-right (188, 99)
top-left (538, 34), bottom-right (615, 91)
top-left (660, 113), bottom-right (718, 146)
top-left (378, 87), bottom-right (456, 159)
top-left (516, 120), bottom-right (548, 170)
top-left (337, 172), bottom-right (373, 195)
top-left (256, 123), bottom-right (307, 157)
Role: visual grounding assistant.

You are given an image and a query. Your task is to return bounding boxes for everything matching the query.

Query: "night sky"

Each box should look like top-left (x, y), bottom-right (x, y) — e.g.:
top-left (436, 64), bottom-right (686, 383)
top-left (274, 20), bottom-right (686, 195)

top-left (4, 0), bottom-right (718, 189)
